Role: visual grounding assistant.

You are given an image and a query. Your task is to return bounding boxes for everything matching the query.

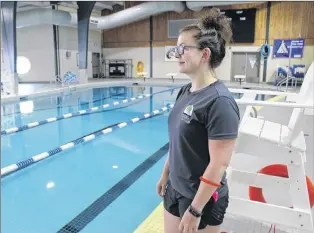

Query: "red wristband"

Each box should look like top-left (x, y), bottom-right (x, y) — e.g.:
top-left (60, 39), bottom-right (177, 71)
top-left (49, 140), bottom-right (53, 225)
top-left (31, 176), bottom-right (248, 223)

top-left (200, 176), bottom-right (221, 187)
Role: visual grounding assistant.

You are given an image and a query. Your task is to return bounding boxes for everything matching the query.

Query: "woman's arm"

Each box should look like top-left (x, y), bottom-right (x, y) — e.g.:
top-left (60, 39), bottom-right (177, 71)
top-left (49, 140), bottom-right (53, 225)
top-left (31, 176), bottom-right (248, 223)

top-left (191, 96), bottom-right (239, 212)
top-left (190, 138), bottom-right (236, 212)
top-left (161, 153), bottom-right (170, 178)
top-left (156, 152), bottom-right (170, 197)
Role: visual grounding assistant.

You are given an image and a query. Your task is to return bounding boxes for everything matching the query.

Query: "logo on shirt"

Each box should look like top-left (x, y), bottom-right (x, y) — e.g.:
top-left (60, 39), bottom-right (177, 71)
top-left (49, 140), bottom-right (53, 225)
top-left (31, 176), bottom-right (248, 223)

top-left (182, 105), bottom-right (193, 123)
top-left (184, 105), bottom-right (194, 116)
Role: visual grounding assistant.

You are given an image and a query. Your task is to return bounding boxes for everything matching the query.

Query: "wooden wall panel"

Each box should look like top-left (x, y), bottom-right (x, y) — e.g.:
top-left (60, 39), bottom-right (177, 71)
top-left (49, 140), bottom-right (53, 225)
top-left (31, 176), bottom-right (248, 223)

top-left (300, 1), bottom-right (314, 44)
top-left (102, 1), bottom-right (150, 48)
top-left (269, 2), bottom-right (314, 44)
top-left (102, 1), bottom-right (314, 48)
top-left (152, 2), bottom-right (267, 46)
top-left (152, 10), bottom-right (194, 43)
top-left (102, 19), bottom-right (150, 47)
top-left (252, 3), bottom-right (267, 46)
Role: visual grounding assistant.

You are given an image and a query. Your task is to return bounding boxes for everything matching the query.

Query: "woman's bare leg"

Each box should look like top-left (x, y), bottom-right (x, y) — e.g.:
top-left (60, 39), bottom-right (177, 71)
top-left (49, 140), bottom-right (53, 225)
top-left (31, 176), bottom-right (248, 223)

top-left (164, 209), bottom-right (181, 233)
top-left (198, 224), bottom-right (221, 233)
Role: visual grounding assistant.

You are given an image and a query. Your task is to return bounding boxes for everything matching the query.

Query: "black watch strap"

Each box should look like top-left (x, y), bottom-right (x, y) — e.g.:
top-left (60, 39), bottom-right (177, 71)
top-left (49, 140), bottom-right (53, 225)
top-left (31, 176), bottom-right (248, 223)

top-left (188, 205), bottom-right (202, 218)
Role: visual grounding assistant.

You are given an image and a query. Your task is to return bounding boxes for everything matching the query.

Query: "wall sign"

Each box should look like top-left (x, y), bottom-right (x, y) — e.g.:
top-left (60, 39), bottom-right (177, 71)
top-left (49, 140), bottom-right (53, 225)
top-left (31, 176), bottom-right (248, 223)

top-left (273, 38), bottom-right (305, 59)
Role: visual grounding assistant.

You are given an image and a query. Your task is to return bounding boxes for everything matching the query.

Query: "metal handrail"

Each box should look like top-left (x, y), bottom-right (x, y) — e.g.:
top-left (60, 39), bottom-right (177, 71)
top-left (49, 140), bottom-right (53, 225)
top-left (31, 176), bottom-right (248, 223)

top-left (56, 75), bottom-right (63, 83)
top-left (277, 75), bottom-right (298, 92)
top-left (50, 75), bottom-right (63, 85)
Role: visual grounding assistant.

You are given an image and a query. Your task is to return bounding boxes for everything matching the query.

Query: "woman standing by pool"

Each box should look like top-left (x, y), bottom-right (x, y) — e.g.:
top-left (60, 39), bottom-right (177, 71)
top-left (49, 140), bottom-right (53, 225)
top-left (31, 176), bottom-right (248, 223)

top-left (157, 7), bottom-right (240, 233)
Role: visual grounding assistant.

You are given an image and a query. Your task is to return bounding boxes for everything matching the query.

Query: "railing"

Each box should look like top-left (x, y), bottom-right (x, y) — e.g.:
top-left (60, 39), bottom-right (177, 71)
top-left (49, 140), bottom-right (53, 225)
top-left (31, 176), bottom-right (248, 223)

top-left (50, 75), bottom-right (63, 86)
top-left (276, 75), bottom-right (298, 92)
top-left (50, 73), bottom-right (79, 88)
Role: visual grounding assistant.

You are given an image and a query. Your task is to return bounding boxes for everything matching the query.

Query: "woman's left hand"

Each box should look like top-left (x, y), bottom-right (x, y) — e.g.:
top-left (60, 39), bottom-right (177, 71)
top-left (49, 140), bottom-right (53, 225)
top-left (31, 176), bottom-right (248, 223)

top-left (178, 209), bottom-right (201, 233)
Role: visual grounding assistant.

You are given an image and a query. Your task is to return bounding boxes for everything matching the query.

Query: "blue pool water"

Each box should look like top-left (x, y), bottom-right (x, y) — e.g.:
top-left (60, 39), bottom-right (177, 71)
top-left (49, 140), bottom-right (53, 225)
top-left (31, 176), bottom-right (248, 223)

top-left (1, 84), bottom-right (243, 233)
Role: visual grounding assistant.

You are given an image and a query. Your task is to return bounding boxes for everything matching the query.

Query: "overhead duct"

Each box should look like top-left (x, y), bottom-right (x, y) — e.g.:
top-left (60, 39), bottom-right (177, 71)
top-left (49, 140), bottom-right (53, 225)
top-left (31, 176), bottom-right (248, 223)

top-left (186, 1), bottom-right (262, 11)
top-left (16, 2), bottom-right (185, 30)
top-left (16, 8), bottom-right (99, 30)
top-left (95, 1), bottom-right (185, 30)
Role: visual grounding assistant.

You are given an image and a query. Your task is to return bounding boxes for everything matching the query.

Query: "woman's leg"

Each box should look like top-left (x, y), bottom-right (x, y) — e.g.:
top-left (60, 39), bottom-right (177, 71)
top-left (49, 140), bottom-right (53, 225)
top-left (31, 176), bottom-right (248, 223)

top-left (198, 225), bottom-right (221, 233)
top-left (164, 209), bottom-right (181, 233)
top-left (163, 180), bottom-right (181, 233)
top-left (198, 191), bottom-right (229, 233)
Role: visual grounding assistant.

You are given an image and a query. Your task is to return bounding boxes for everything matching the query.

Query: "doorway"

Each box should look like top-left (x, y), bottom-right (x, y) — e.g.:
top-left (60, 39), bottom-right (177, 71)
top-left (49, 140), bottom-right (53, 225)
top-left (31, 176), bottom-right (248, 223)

top-left (92, 52), bottom-right (101, 78)
top-left (231, 52), bottom-right (260, 83)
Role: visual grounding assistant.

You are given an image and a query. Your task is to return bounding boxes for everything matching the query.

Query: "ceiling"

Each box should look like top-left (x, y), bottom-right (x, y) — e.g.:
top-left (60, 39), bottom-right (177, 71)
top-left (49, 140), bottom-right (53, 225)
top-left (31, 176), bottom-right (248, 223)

top-left (16, 1), bottom-right (124, 14)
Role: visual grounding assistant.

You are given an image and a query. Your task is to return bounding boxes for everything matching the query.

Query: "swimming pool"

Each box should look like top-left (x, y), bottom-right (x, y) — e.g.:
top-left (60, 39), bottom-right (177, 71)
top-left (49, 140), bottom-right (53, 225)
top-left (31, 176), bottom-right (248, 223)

top-left (1, 84), bottom-right (245, 233)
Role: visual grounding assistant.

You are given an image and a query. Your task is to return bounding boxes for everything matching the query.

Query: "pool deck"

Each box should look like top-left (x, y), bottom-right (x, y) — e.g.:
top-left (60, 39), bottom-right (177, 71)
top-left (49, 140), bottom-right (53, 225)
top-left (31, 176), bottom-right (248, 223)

top-left (2, 78), bottom-right (301, 96)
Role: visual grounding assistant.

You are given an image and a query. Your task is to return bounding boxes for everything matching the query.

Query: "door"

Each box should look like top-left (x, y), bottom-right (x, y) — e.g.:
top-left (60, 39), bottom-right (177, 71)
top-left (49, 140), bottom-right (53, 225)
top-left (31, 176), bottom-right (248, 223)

top-left (245, 53), bottom-right (260, 83)
top-left (231, 52), bottom-right (260, 83)
top-left (231, 52), bottom-right (247, 82)
top-left (92, 53), bottom-right (100, 78)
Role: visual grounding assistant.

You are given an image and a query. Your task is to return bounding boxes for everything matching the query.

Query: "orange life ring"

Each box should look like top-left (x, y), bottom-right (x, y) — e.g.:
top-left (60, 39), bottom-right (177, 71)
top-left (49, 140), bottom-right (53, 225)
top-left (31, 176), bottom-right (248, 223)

top-left (249, 164), bottom-right (314, 208)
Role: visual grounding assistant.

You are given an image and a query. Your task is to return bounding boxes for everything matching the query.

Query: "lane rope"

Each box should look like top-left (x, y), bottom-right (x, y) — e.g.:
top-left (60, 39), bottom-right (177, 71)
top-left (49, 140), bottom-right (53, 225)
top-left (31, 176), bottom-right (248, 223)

top-left (1, 103), bottom-right (174, 178)
top-left (1, 87), bottom-right (180, 136)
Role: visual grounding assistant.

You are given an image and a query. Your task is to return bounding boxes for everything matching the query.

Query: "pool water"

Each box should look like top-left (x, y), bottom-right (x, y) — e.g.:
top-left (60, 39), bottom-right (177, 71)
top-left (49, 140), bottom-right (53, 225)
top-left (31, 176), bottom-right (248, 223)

top-left (1, 84), bottom-right (243, 233)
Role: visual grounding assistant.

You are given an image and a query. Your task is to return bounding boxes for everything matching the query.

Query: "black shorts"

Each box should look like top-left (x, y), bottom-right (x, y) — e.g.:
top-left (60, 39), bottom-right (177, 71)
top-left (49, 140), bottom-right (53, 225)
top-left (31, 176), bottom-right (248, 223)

top-left (163, 179), bottom-right (229, 230)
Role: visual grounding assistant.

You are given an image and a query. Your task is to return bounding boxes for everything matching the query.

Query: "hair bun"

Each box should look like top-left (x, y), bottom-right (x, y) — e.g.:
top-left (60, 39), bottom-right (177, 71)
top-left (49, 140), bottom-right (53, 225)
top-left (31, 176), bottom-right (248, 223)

top-left (199, 7), bottom-right (222, 31)
top-left (198, 7), bottom-right (232, 44)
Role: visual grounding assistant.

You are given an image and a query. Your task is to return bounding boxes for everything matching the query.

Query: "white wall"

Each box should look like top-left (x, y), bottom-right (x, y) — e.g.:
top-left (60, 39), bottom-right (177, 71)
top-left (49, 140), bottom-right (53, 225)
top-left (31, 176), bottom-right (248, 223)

top-left (17, 25), bottom-right (55, 82)
top-left (103, 45), bottom-right (314, 83)
top-left (12, 22), bottom-right (314, 83)
top-left (15, 25), bottom-right (101, 83)
top-left (58, 27), bottom-right (102, 79)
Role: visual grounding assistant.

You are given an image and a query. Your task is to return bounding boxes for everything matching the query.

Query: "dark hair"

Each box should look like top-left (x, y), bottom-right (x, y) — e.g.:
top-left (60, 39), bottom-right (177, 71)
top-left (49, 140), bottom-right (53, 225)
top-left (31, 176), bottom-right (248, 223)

top-left (179, 7), bottom-right (233, 69)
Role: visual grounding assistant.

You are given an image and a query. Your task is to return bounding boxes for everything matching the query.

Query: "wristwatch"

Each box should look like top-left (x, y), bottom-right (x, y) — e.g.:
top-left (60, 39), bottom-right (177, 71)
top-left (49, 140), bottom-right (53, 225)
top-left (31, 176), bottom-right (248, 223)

top-left (188, 205), bottom-right (202, 218)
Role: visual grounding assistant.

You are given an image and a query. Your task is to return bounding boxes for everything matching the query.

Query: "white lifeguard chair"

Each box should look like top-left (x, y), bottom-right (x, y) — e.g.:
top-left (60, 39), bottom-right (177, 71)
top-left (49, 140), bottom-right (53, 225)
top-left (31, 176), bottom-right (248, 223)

top-left (227, 62), bottom-right (314, 232)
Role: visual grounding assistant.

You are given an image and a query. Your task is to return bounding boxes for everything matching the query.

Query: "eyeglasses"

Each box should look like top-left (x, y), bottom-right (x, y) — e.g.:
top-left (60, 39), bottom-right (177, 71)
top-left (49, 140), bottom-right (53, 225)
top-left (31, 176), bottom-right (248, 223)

top-left (166, 44), bottom-right (199, 59)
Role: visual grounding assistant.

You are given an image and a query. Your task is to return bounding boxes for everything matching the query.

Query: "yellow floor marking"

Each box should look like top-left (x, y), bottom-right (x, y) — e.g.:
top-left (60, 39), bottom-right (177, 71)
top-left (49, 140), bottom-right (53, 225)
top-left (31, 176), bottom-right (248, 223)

top-left (134, 94), bottom-right (287, 233)
top-left (134, 202), bottom-right (164, 233)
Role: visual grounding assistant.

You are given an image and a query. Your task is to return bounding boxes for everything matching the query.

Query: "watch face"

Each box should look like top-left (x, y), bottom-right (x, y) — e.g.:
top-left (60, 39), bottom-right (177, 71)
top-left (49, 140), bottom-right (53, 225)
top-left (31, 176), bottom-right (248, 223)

top-left (189, 205), bottom-right (201, 217)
